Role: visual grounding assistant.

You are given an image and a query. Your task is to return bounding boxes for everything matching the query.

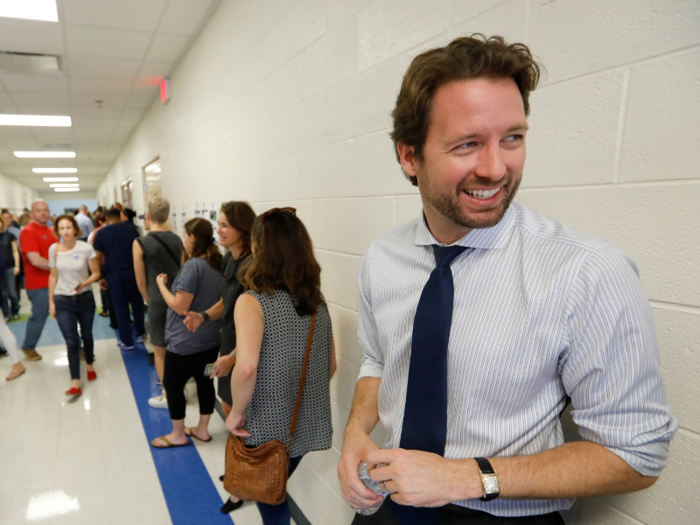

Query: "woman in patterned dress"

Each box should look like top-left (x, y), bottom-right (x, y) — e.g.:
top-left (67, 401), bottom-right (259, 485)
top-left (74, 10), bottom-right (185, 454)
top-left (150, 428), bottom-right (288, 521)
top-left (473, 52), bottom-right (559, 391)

top-left (223, 207), bottom-right (337, 523)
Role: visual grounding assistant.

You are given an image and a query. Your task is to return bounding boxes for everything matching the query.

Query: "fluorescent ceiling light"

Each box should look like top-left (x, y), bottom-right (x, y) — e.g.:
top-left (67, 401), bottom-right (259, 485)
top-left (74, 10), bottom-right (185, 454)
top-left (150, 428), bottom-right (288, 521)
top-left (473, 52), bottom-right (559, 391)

top-left (42, 177), bottom-right (78, 182)
top-left (0, 114), bottom-right (70, 127)
top-left (54, 188), bottom-right (80, 192)
top-left (33, 168), bottom-right (77, 173)
top-left (0, 0), bottom-right (59, 23)
top-left (14, 151), bottom-right (75, 158)
top-left (49, 183), bottom-right (79, 188)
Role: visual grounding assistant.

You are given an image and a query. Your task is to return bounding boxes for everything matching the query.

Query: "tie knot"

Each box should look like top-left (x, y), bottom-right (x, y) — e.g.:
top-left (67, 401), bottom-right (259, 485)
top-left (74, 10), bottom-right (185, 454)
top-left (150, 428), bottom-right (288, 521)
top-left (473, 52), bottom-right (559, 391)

top-left (432, 244), bottom-right (468, 268)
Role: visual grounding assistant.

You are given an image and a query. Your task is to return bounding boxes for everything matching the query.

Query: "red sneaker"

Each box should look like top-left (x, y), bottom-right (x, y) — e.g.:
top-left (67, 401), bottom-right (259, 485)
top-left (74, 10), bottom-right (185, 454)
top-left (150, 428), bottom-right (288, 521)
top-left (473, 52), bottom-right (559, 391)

top-left (87, 370), bottom-right (97, 381)
top-left (65, 387), bottom-right (82, 396)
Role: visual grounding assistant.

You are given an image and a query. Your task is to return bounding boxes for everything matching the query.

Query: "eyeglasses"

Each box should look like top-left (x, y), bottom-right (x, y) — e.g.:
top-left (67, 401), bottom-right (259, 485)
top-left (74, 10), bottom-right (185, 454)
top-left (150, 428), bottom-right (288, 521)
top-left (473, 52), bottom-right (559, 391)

top-left (260, 207), bottom-right (296, 223)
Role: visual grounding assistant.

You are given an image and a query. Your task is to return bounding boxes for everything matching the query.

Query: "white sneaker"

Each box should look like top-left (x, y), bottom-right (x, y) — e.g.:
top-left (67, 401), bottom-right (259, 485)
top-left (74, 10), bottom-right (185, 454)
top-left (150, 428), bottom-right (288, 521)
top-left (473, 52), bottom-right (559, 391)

top-left (148, 394), bottom-right (168, 409)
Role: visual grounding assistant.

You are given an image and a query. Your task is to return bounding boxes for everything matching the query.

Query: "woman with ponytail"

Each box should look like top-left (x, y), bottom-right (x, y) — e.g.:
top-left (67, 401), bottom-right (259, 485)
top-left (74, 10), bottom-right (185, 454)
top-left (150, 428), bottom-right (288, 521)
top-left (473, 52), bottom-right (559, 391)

top-left (151, 218), bottom-right (223, 448)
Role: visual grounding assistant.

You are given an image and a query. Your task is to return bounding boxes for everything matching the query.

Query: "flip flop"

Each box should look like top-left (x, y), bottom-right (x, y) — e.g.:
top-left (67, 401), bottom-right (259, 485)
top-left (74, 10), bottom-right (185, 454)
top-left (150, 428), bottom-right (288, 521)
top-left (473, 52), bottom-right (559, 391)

top-left (5, 366), bottom-right (26, 381)
top-left (184, 427), bottom-right (212, 442)
top-left (151, 436), bottom-right (190, 448)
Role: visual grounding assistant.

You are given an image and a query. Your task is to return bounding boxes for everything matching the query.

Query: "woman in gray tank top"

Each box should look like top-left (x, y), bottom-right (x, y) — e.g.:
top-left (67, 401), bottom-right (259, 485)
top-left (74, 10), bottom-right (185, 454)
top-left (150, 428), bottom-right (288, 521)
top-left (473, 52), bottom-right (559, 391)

top-left (222, 208), bottom-right (337, 521)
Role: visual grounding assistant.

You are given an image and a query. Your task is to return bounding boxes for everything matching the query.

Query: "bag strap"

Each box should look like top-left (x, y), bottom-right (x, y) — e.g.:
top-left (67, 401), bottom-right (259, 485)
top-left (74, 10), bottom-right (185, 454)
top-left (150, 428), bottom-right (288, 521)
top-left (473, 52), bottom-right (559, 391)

top-left (289, 312), bottom-right (317, 436)
top-left (147, 234), bottom-right (181, 269)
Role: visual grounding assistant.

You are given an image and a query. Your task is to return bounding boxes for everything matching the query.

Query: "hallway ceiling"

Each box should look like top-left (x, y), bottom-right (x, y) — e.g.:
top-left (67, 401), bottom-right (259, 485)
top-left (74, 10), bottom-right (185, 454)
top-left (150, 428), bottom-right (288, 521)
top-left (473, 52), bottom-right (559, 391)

top-left (0, 0), bottom-right (220, 194)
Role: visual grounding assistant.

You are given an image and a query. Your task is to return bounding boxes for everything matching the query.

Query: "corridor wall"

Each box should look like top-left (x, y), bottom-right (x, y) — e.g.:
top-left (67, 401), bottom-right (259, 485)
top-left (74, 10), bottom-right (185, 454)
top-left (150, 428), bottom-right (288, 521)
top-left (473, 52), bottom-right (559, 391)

top-left (97, 1), bottom-right (700, 524)
top-left (0, 171), bottom-right (37, 214)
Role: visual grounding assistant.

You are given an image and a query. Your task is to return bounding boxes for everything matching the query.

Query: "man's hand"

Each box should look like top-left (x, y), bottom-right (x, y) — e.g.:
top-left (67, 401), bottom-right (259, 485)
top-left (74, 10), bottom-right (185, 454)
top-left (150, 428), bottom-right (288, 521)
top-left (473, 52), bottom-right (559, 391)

top-left (99, 278), bottom-right (107, 290)
top-left (49, 301), bottom-right (56, 319)
top-left (367, 449), bottom-right (481, 508)
top-left (13, 267), bottom-right (19, 276)
top-left (182, 311), bottom-right (204, 333)
top-left (338, 427), bottom-right (384, 510)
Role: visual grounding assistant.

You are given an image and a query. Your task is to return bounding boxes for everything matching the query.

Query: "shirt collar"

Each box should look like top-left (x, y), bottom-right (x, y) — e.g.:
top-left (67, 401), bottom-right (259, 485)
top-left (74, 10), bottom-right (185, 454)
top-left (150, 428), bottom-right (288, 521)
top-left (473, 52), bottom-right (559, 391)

top-left (414, 203), bottom-right (516, 249)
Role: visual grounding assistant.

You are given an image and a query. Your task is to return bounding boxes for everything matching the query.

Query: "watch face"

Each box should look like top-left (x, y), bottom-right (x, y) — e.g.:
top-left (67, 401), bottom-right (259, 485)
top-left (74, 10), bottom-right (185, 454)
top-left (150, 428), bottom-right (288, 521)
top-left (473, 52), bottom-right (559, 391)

top-left (482, 474), bottom-right (500, 494)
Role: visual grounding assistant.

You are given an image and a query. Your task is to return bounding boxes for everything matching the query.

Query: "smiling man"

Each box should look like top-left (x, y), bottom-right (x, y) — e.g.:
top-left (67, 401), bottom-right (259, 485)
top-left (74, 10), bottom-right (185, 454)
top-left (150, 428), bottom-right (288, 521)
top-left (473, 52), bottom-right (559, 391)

top-left (338, 35), bottom-right (678, 525)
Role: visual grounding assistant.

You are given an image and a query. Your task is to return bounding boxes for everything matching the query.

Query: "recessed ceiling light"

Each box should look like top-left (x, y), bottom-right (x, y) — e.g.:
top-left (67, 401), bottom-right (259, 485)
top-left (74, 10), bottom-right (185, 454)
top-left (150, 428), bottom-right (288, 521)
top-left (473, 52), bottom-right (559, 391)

top-left (0, 0), bottom-right (59, 23)
top-left (54, 188), bottom-right (80, 192)
top-left (49, 183), bottom-right (79, 188)
top-left (42, 177), bottom-right (78, 182)
top-left (0, 114), bottom-right (70, 127)
top-left (14, 151), bottom-right (75, 158)
top-left (33, 168), bottom-right (77, 173)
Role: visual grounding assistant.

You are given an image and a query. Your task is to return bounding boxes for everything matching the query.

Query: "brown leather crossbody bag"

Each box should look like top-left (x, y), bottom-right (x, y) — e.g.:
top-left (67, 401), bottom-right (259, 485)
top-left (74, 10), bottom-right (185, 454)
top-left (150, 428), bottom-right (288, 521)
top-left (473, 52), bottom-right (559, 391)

top-left (223, 313), bottom-right (317, 505)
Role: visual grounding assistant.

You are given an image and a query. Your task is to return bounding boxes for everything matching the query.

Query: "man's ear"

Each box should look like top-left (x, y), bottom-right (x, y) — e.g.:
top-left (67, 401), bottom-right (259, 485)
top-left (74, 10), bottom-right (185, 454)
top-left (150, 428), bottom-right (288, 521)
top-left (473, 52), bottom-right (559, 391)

top-left (397, 142), bottom-right (420, 185)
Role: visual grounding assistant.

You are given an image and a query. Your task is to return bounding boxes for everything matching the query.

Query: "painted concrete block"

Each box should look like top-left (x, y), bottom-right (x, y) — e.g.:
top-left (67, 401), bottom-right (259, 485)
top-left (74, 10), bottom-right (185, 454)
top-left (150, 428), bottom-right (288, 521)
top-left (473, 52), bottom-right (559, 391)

top-left (295, 199), bottom-right (328, 250)
top-left (328, 303), bottom-right (363, 368)
top-left (395, 195), bottom-right (423, 226)
top-left (328, 0), bottom-right (372, 29)
top-left (245, 0), bottom-right (327, 84)
top-left (262, 153), bottom-right (301, 202)
top-left (300, 140), bottom-right (358, 199)
top-left (516, 183), bottom-right (700, 307)
top-left (323, 197), bottom-right (396, 255)
top-left (600, 428), bottom-right (700, 525)
top-left (357, 0), bottom-right (452, 72)
top-left (326, 58), bottom-right (405, 143)
top-left (331, 355), bottom-right (360, 412)
top-left (316, 249), bottom-right (362, 311)
top-left (450, 0), bottom-right (513, 27)
top-left (526, 69), bottom-right (626, 187)
top-left (331, 398), bottom-right (351, 451)
top-left (620, 48), bottom-right (700, 183)
top-left (568, 500), bottom-right (645, 525)
top-left (653, 307), bottom-right (700, 434)
top-left (529, 0), bottom-right (700, 85)
top-left (450, 0), bottom-right (528, 45)
top-left (354, 131), bottom-right (420, 197)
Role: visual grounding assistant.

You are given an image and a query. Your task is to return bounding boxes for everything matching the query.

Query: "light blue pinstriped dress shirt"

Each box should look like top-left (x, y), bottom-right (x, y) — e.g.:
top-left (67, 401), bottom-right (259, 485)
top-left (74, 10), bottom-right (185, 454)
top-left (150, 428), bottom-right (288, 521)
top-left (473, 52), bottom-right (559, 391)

top-left (357, 202), bottom-right (678, 517)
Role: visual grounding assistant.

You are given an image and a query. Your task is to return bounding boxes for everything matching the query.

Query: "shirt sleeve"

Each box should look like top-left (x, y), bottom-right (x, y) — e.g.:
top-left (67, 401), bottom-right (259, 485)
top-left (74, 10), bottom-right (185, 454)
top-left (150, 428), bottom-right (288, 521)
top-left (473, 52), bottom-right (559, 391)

top-left (83, 241), bottom-right (97, 260)
top-left (357, 247), bottom-right (385, 380)
top-left (20, 228), bottom-right (39, 254)
top-left (93, 229), bottom-right (104, 252)
top-left (48, 243), bottom-right (57, 269)
top-left (172, 260), bottom-right (199, 295)
top-left (560, 246), bottom-right (679, 476)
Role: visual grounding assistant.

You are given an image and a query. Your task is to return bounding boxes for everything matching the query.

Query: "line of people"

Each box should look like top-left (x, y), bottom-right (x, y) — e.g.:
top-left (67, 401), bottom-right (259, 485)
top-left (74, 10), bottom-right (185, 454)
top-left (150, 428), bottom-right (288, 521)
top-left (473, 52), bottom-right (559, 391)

top-left (3, 195), bottom-right (336, 525)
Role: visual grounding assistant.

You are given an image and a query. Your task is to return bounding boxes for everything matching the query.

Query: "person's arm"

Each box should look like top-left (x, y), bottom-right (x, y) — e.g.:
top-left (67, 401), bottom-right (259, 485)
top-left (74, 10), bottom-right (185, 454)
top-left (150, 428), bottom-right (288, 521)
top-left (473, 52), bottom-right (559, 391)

top-left (155, 273), bottom-right (193, 315)
top-left (183, 298), bottom-right (224, 333)
top-left (11, 240), bottom-right (19, 276)
top-left (225, 294), bottom-right (264, 436)
top-left (367, 247), bottom-right (673, 507)
top-left (48, 268), bottom-right (58, 318)
top-left (75, 256), bottom-right (101, 294)
top-left (26, 252), bottom-right (50, 270)
top-left (132, 240), bottom-right (148, 303)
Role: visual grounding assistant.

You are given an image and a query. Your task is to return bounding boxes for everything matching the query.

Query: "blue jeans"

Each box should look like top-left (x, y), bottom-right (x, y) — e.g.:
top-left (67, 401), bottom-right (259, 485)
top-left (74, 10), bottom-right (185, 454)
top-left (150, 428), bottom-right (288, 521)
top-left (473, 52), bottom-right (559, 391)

top-left (2, 268), bottom-right (20, 317)
top-left (256, 455), bottom-right (303, 525)
top-left (54, 292), bottom-right (96, 380)
top-left (22, 287), bottom-right (49, 350)
top-left (105, 269), bottom-right (144, 347)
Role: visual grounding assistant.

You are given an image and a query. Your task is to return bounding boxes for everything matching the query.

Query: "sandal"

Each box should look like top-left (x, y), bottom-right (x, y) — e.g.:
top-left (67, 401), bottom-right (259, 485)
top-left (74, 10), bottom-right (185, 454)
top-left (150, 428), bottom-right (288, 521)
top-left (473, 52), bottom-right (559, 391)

top-left (5, 365), bottom-right (26, 381)
top-left (184, 427), bottom-right (212, 442)
top-left (151, 436), bottom-right (190, 448)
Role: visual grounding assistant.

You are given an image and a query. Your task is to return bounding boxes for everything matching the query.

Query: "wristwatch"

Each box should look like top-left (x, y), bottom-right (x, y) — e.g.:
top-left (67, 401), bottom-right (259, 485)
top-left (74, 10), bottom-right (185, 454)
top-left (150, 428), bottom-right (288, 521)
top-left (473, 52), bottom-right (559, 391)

top-left (200, 311), bottom-right (210, 322)
top-left (474, 457), bottom-right (500, 501)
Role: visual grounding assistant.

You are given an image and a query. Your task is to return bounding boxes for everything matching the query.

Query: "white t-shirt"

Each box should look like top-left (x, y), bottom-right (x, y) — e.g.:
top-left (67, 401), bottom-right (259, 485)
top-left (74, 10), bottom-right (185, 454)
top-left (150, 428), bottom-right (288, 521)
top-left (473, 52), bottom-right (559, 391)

top-left (48, 241), bottom-right (97, 296)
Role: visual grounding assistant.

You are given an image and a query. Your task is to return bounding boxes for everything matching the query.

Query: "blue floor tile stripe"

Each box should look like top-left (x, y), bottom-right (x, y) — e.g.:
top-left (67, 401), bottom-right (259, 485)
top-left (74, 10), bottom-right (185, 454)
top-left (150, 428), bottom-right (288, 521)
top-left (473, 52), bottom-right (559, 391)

top-left (118, 329), bottom-right (234, 525)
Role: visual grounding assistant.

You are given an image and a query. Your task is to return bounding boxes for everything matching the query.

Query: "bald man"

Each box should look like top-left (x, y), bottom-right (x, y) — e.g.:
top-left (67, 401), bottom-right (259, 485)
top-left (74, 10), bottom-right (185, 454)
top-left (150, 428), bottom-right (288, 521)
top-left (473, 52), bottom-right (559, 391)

top-left (75, 205), bottom-right (94, 241)
top-left (19, 200), bottom-right (58, 360)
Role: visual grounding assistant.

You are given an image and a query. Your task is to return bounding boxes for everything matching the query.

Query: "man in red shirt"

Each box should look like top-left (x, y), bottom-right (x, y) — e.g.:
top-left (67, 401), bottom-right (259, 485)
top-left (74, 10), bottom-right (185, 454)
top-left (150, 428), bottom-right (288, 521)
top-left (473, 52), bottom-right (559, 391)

top-left (19, 200), bottom-right (58, 361)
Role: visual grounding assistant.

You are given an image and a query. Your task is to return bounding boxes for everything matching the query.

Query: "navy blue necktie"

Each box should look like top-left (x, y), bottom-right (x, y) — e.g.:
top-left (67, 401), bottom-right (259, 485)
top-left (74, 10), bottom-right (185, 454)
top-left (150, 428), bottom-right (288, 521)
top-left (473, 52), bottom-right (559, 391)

top-left (393, 244), bottom-right (468, 525)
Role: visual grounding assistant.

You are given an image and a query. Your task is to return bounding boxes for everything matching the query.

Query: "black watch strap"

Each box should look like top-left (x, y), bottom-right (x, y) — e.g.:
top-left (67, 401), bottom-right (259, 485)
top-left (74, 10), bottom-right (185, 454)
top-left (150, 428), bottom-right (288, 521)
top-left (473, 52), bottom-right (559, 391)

top-left (200, 311), bottom-right (210, 322)
top-left (475, 457), bottom-right (499, 501)
top-left (475, 457), bottom-right (495, 474)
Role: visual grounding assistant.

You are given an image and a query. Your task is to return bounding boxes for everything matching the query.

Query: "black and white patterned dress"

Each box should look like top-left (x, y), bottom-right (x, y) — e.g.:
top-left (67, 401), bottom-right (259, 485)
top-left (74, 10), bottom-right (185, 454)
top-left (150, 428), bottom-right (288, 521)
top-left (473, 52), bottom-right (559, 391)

top-left (244, 290), bottom-right (333, 458)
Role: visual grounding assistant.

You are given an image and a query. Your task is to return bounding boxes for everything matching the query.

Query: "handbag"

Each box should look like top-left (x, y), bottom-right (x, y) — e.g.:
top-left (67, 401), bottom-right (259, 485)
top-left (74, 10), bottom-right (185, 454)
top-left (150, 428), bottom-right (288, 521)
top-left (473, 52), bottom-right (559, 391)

top-left (224, 312), bottom-right (317, 505)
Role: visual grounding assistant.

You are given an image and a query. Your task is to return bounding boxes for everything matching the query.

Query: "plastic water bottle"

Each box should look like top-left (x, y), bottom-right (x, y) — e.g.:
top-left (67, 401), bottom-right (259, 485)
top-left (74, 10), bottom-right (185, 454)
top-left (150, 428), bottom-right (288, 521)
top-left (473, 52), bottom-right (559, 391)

top-left (354, 462), bottom-right (388, 516)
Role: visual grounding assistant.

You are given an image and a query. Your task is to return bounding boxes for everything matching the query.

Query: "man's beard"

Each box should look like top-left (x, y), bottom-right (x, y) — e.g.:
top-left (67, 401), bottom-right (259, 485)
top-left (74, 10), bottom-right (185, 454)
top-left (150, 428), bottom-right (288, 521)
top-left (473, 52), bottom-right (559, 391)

top-left (421, 173), bottom-right (521, 230)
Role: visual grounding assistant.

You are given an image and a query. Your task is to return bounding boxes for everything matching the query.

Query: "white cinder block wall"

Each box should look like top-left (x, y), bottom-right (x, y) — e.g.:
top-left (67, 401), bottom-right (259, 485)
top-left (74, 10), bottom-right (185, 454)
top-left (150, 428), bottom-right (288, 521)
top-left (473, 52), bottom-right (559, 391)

top-left (97, 1), bottom-right (700, 524)
top-left (0, 172), bottom-right (37, 213)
